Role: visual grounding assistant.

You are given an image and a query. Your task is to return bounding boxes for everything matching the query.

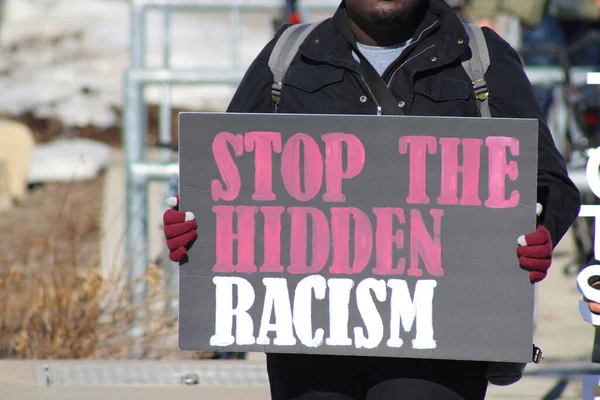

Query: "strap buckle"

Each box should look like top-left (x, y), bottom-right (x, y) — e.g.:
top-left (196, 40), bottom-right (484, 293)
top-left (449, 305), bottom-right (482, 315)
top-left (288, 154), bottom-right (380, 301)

top-left (271, 81), bottom-right (283, 102)
top-left (532, 345), bottom-right (543, 364)
top-left (472, 78), bottom-right (489, 101)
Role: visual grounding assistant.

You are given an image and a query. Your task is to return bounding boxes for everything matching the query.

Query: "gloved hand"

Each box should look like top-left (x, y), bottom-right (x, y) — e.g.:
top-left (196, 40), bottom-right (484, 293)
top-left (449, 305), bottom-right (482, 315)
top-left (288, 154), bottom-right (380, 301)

top-left (163, 195), bottom-right (198, 262)
top-left (517, 203), bottom-right (552, 284)
top-left (585, 281), bottom-right (600, 316)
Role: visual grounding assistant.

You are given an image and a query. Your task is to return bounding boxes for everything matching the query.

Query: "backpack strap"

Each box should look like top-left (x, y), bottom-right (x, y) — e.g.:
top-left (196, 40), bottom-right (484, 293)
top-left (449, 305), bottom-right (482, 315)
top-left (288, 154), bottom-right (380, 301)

top-left (268, 21), bottom-right (324, 111)
top-left (461, 23), bottom-right (492, 118)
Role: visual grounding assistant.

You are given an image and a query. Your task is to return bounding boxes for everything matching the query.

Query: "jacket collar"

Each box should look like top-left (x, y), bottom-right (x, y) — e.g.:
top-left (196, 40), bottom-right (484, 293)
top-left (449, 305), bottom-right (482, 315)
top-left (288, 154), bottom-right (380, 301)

top-left (299, 0), bottom-right (469, 73)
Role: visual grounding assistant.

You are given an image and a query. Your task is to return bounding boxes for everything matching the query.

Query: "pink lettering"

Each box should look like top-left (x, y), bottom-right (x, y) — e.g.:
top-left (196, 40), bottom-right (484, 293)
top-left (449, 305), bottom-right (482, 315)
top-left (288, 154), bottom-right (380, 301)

top-left (245, 131), bottom-right (282, 201)
top-left (212, 205), bottom-right (258, 273)
top-left (281, 133), bottom-right (323, 202)
top-left (288, 207), bottom-right (330, 274)
top-left (259, 206), bottom-right (285, 273)
top-left (485, 137), bottom-right (520, 208)
top-left (329, 208), bottom-right (373, 274)
top-left (372, 207), bottom-right (406, 275)
top-left (438, 138), bottom-right (483, 206)
top-left (322, 133), bottom-right (365, 202)
top-left (399, 136), bottom-right (437, 204)
top-left (211, 132), bottom-right (244, 201)
top-left (408, 209), bottom-right (444, 277)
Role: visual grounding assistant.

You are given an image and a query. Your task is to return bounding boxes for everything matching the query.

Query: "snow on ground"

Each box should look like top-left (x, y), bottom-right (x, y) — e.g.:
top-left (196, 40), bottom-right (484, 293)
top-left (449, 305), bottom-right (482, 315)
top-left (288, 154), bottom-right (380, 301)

top-left (0, 0), bottom-right (339, 128)
top-left (27, 137), bottom-right (112, 183)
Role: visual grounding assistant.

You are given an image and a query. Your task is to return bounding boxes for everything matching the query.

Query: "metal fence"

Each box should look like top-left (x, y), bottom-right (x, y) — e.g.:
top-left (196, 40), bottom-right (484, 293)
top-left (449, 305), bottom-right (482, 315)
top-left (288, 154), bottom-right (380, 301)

top-left (123, 0), bottom-right (338, 349)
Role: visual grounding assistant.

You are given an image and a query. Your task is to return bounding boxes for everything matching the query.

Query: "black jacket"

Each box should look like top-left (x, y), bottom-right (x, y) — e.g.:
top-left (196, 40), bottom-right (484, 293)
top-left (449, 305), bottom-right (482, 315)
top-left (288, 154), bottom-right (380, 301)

top-left (227, 0), bottom-right (581, 246)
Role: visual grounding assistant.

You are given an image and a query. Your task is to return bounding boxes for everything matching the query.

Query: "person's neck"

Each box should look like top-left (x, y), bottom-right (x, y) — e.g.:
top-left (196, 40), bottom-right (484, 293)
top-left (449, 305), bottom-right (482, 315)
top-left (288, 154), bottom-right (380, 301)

top-left (348, 6), bottom-right (426, 47)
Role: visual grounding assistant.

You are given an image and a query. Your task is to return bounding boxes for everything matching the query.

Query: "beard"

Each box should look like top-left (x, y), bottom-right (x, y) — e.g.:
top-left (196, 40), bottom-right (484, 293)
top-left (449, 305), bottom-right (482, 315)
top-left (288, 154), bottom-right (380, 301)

top-left (368, 7), bottom-right (406, 24)
top-left (366, 0), bottom-right (425, 25)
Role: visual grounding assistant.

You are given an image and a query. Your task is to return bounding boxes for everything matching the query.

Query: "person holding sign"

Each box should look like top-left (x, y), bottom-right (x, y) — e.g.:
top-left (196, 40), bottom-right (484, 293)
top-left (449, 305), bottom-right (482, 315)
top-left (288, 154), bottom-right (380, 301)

top-left (163, 0), bottom-right (581, 399)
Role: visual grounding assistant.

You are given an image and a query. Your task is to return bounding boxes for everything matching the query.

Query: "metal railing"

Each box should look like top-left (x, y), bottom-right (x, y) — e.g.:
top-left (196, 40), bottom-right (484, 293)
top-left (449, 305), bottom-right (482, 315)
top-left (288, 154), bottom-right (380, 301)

top-left (123, 0), bottom-right (338, 354)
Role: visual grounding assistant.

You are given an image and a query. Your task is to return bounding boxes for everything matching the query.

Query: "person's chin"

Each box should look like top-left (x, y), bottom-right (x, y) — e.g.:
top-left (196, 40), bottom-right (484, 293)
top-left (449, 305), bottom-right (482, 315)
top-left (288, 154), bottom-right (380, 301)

top-left (369, 8), bottom-right (405, 24)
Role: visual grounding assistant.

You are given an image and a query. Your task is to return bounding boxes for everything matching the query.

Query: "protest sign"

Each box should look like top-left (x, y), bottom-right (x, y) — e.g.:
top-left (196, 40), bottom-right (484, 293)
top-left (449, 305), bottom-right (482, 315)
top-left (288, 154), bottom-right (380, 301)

top-left (178, 112), bottom-right (538, 363)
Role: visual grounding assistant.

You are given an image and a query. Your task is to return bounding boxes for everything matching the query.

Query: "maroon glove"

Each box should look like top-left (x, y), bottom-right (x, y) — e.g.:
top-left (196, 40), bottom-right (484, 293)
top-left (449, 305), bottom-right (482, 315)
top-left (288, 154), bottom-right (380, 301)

top-left (163, 195), bottom-right (198, 262)
top-left (517, 223), bottom-right (552, 284)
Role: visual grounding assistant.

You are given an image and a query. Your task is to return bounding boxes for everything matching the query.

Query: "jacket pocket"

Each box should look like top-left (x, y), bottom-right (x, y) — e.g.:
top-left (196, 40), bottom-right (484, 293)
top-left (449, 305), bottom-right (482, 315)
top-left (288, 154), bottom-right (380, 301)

top-left (284, 64), bottom-right (345, 93)
top-left (279, 64), bottom-right (346, 114)
top-left (414, 76), bottom-right (472, 102)
top-left (412, 76), bottom-right (472, 116)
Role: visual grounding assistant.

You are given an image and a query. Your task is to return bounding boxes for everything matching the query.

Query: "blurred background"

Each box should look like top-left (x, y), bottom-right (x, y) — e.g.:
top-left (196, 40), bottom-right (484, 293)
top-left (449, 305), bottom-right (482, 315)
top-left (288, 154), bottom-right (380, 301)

top-left (0, 0), bottom-right (599, 399)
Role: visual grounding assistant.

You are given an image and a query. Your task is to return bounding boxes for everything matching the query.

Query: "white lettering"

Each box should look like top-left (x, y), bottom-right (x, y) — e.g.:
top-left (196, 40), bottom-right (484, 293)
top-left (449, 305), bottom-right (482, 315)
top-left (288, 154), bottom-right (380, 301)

top-left (257, 278), bottom-right (296, 346)
top-left (353, 278), bottom-right (386, 349)
top-left (210, 276), bottom-right (437, 349)
top-left (210, 276), bottom-right (256, 346)
top-left (387, 279), bottom-right (437, 349)
top-left (293, 275), bottom-right (326, 347)
top-left (325, 278), bottom-right (354, 346)
top-left (587, 148), bottom-right (600, 199)
top-left (577, 265), bottom-right (600, 325)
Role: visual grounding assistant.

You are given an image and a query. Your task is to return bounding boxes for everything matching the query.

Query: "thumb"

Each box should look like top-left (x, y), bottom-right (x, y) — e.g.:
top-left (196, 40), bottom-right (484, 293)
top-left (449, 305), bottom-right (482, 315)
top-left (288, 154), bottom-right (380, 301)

top-left (166, 195), bottom-right (180, 210)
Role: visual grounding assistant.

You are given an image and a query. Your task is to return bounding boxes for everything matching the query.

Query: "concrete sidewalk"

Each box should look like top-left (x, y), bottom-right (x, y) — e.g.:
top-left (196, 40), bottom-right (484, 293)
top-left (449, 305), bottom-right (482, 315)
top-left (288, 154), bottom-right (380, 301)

top-left (0, 360), bottom-right (270, 400)
top-left (0, 147), bottom-right (592, 400)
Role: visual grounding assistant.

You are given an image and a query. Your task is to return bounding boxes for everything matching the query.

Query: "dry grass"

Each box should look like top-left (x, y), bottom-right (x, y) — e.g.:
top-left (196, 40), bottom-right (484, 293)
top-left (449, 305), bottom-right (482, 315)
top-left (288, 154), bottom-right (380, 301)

top-left (0, 263), bottom-right (178, 359)
top-left (0, 110), bottom-right (217, 360)
top-left (0, 178), bottom-right (212, 360)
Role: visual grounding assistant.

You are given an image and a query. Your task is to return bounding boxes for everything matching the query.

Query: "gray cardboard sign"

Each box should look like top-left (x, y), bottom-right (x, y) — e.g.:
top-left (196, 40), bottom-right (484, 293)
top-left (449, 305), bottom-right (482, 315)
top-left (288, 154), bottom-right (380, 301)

top-left (178, 112), bottom-right (538, 363)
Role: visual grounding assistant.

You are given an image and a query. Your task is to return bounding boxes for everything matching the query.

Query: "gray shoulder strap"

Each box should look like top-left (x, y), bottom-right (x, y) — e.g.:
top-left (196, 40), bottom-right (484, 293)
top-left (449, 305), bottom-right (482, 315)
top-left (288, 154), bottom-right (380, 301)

top-left (268, 21), bottom-right (324, 104)
top-left (461, 23), bottom-right (492, 118)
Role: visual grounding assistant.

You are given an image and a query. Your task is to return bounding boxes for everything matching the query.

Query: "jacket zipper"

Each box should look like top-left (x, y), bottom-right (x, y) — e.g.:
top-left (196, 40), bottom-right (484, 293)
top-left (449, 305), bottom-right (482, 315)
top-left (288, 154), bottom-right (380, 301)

top-left (387, 44), bottom-right (436, 87)
top-left (360, 20), bottom-right (438, 115)
top-left (386, 20), bottom-right (439, 87)
top-left (360, 75), bottom-right (382, 115)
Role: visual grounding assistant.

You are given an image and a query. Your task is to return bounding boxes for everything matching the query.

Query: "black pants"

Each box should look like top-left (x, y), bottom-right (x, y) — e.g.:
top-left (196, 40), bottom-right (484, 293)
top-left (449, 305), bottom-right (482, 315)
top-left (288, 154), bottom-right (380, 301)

top-left (267, 353), bottom-right (489, 400)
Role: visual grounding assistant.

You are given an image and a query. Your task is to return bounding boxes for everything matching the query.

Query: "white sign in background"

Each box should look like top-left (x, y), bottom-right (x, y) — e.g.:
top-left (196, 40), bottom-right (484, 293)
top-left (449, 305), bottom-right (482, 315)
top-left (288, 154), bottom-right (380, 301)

top-left (576, 73), bottom-right (600, 326)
